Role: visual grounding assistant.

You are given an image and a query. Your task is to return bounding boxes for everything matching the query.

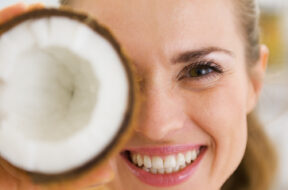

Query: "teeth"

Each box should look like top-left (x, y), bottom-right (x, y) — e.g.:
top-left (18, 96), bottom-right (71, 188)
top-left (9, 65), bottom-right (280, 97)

top-left (165, 167), bottom-right (173, 174)
top-left (176, 153), bottom-right (186, 167)
top-left (196, 148), bottom-right (200, 155)
top-left (158, 168), bottom-right (165, 174)
top-left (191, 150), bottom-right (197, 161)
top-left (152, 156), bottom-right (163, 169)
top-left (185, 150), bottom-right (197, 164)
top-left (132, 154), bottom-right (137, 164)
top-left (164, 155), bottom-right (176, 168)
top-left (136, 154), bottom-right (143, 167)
top-left (151, 168), bottom-right (157, 174)
top-left (144, 156), bottom-right (152, 168)
top-left (180, 163), bottom-right (187, 169)
top-left (130, 148), bottom-right (202, 174)
top-left (143, 167), bottom-right (150, 172)
top-left (173, 166), bottom-right (180, 172)
top-left (185, 151), bottom-right (192, 164)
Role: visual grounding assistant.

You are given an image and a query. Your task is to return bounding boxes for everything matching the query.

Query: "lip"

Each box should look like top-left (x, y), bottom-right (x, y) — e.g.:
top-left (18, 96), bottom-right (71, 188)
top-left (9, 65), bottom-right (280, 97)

top-left (121, 145), bottom-right (207, 187)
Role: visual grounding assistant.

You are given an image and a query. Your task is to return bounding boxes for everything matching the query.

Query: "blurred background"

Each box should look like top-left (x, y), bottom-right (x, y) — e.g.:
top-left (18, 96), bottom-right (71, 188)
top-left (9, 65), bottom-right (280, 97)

top-left (0, 0), bottom-right (287, 189)
top-left (257, 0), bottom-right (288, 189)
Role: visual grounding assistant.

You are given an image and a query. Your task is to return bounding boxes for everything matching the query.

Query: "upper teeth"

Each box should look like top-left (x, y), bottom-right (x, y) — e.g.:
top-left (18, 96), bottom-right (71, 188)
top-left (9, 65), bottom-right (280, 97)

top-left (130, 149), bottom-right (199, 174)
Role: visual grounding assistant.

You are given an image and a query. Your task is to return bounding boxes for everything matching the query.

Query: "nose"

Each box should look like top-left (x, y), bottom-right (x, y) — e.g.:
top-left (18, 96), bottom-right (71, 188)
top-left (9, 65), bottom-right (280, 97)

top-left (134, 79), bottom-right (187, 141)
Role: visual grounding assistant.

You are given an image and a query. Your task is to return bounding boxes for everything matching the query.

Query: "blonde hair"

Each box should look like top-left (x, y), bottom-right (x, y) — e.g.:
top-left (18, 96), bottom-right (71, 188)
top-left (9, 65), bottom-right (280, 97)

top-left (223, 114), bottom-right (277, 190)
top-left (60, 0), bottom-right (277, 189)
top-left (235, 0), bottom-right (261, 63)
top-left (59, 0), bottom-right (70, 5)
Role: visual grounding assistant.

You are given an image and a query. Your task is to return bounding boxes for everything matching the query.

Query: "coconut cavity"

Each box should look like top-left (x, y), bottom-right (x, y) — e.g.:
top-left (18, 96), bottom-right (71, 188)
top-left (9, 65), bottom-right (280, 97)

top-left (3, 47), bottom-right (98, 142)
top-left (0, 11), bottom-right (132, 175)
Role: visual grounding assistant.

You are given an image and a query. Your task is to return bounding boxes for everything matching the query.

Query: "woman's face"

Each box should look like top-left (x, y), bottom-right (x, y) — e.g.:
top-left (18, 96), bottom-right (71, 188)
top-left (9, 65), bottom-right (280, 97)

top-left (71, 0), bottom-right (266, 189)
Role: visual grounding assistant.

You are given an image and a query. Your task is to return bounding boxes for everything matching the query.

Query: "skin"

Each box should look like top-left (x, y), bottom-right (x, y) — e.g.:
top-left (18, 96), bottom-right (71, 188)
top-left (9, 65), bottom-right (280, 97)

top-left (70, 0), bottom-right (268, 189)
top-left (0, 0), bottom-right (268, 189)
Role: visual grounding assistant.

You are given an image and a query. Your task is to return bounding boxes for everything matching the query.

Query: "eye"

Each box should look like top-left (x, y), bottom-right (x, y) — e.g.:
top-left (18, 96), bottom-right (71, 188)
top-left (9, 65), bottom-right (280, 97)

top-left (178, 61), bottom-right (224, 80)
top-left (188, 65), bottom-right (214, 77)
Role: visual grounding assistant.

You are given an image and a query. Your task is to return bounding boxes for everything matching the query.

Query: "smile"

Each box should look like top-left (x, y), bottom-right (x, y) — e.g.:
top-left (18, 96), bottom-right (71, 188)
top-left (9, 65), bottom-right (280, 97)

top-left (121, 145), bottom-right (207, 187)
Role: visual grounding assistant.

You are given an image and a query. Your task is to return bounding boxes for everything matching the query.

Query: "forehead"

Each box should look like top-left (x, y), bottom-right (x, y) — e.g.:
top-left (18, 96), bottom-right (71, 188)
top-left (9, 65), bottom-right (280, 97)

top-left (73, 0), bottom-right (241, 60)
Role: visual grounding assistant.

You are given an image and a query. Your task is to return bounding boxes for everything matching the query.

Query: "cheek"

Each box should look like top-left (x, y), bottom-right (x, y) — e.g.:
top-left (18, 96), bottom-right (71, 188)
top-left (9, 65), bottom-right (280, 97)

top-left (181, 75), bottom-right (249, 184)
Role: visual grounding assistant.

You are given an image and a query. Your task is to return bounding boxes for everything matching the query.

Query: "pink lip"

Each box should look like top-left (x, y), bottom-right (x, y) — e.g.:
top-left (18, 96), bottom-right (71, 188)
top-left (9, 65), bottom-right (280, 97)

top-left (121, 145), bottom-right (207, 187)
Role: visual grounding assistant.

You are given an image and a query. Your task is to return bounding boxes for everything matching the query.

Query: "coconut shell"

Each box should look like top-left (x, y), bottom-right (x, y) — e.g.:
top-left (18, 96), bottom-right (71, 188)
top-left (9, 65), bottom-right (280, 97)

top-left (0, 7), bottom-right (140, 187)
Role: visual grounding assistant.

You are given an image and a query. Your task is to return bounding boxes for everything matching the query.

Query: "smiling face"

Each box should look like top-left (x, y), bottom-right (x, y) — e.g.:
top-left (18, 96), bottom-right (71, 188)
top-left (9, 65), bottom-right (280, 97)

top-left (70, 0), bottom-right (265, 189)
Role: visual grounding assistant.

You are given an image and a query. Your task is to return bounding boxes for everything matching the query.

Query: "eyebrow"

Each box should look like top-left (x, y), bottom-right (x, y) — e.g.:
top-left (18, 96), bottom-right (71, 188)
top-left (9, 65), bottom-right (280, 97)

top-left (172, 46), bottom-right (234, 64)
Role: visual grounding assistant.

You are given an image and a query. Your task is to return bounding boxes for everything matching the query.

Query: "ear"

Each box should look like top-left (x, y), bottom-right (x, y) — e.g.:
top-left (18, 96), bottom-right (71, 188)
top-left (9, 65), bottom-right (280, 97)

top-left (246, 45), bottom-right (269, 113)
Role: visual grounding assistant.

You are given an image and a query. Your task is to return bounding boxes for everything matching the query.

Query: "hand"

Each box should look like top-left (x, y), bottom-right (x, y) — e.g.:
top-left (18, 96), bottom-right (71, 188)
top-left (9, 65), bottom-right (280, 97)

top-left (0, 156), bottom-right (114, 190)
top-left (0, 3), bottom-right (43, 24)
top-left (0, 3), bottom-right (114, 190)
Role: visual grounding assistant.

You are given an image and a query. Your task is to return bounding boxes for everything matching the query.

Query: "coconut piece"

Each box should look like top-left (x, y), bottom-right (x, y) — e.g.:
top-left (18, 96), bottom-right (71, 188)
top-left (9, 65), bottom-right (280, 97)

top-left (0, 8), bottom-right (135, 176)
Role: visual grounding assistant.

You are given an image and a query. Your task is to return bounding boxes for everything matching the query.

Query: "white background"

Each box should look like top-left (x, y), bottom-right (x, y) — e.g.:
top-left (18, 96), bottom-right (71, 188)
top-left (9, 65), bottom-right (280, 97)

top-left (0, 0), bottom-right (59, 9)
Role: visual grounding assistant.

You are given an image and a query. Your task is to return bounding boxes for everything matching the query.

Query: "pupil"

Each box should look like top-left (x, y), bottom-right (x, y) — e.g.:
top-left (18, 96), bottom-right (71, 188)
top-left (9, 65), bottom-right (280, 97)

top-left (190, 67), bottom-right (212, 77)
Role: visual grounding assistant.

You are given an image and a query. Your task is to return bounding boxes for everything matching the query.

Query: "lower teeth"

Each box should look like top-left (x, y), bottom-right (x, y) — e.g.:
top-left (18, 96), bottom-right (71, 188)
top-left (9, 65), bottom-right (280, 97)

top-left (140, 163), bottom-right (192, 174)
top-left (131, 159), bottom-right (197, 174)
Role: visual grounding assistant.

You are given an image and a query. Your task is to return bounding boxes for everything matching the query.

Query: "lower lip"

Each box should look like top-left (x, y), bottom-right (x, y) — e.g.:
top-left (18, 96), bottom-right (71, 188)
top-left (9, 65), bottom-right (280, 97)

top-left (121, 147), bottom-right (207, 187)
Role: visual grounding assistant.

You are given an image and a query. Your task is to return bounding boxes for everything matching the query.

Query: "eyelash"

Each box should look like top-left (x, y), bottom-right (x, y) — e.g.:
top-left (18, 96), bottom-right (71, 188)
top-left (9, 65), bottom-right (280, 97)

top-left (177, 61), bottom-right (224, 81)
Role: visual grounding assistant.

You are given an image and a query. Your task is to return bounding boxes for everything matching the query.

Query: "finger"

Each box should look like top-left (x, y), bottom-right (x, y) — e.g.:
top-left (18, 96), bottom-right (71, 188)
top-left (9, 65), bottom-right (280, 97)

top-left (0, 3), bottom-right (27, 24)
top-left (84, 162), bottom-right (115, 189)
top-left (86, 185), bottom-right (111, 190)
top-left (27, 3), bottom-right (44, 11)
top-left (0, 164), bottom-right (18, 190)
top-left (0, 3), bottom-right (44, 25)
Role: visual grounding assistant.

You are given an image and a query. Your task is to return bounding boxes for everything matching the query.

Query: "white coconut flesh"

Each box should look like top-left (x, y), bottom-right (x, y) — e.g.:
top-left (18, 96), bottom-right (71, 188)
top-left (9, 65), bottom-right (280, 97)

top-left (0, 16), bottom-right (130, 174)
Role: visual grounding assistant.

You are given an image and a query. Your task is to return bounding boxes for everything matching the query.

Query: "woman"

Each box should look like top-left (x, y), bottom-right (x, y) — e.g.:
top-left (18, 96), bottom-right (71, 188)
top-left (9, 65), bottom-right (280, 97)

top-left (0, 0), bottom-right (277, 189)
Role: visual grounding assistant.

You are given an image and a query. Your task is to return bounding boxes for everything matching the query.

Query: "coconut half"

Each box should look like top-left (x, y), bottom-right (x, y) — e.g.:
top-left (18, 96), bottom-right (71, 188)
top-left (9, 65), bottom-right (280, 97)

top-left (0, 8), bottom-right (134, 176)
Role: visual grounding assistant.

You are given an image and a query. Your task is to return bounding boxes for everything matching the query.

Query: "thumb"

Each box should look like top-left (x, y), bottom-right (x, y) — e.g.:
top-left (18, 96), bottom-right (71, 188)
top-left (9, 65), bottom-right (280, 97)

top-left (0, 3), bottom-right (44, 25)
